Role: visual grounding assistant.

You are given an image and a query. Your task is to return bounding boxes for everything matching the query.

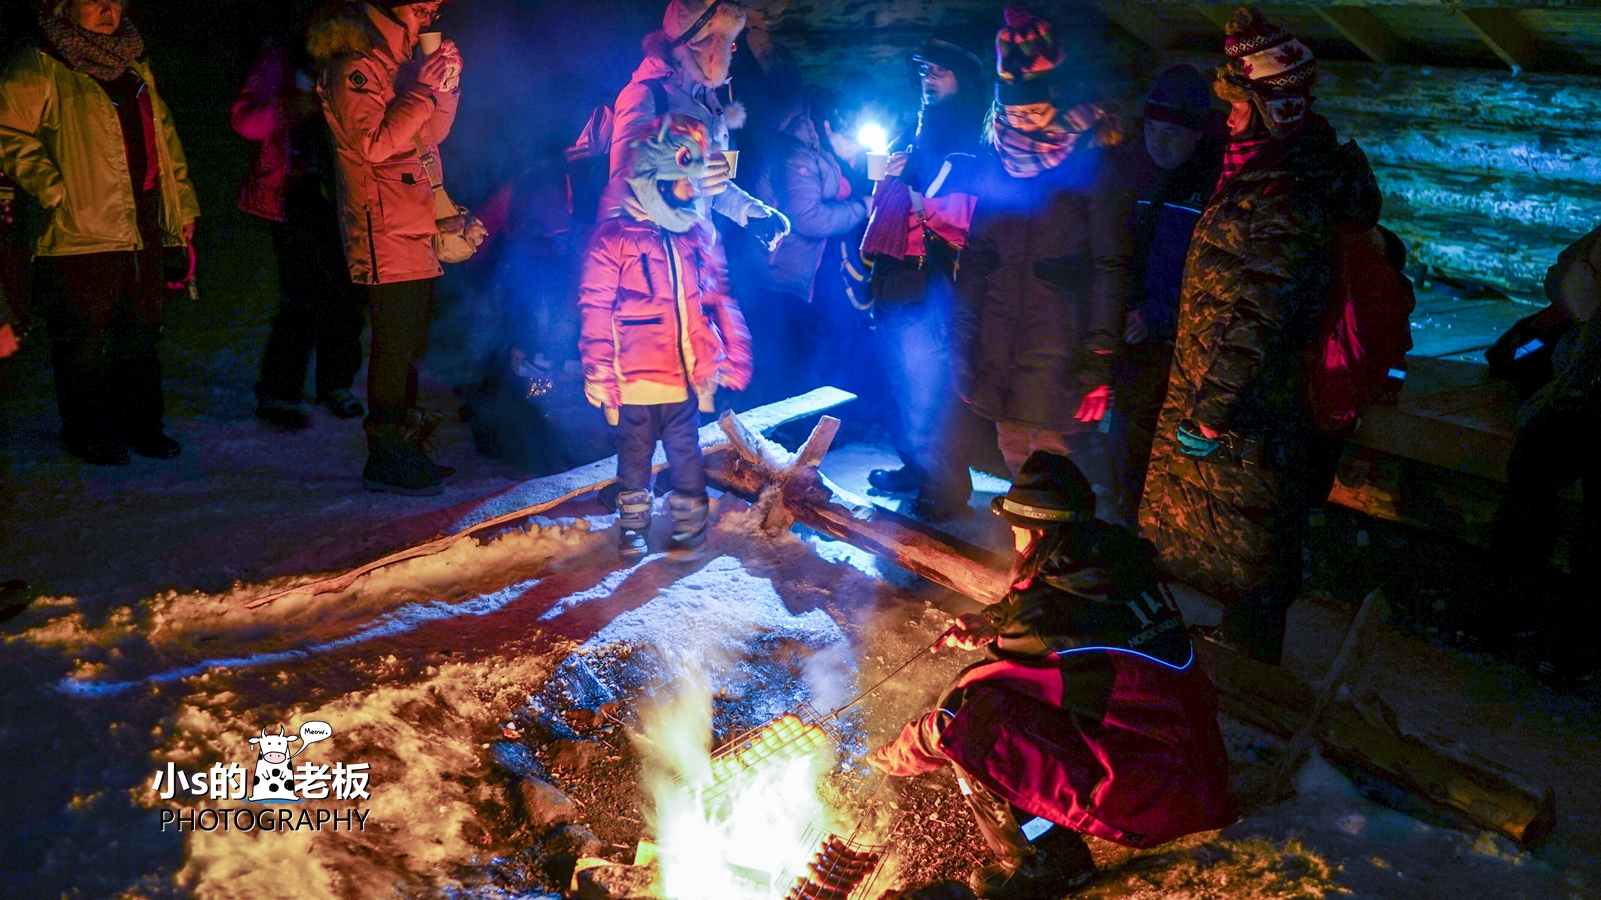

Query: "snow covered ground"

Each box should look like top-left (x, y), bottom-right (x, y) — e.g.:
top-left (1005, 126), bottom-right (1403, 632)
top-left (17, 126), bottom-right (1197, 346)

top-left (2, 313), bottom-right (1597, 898)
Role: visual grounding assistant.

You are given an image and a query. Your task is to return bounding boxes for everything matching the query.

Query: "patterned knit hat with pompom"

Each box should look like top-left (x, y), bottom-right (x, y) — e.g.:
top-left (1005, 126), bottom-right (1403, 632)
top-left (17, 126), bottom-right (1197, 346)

top-left (995, 3), bottom-right (1065, 106)
top-left (1221, 7), bottom-right (1317, 127)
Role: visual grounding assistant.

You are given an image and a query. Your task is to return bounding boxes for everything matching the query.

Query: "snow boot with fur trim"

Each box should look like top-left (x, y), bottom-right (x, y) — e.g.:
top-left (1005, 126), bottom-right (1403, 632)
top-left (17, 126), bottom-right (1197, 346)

top-left (667, 491), bottom-right (709, 561)
top-left (617, 489), bottom-right (652, 561)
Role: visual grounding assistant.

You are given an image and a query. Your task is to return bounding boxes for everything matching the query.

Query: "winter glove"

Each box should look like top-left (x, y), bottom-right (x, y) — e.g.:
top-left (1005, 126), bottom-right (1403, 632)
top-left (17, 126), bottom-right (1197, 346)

top-left (585, 378), bottom-right (620, 417)
top-left (1175, 420), bottom-right (1221, 459)
top-left (1074, 384), bottom-right (1111, 423)
top-left (746, 207), bottom-right (791, 253)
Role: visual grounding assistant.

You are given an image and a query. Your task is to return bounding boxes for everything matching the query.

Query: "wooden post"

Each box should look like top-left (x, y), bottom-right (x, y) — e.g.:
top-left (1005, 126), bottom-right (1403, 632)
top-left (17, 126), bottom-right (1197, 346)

top-left (1455, 8), bottom-right (1538, 72)
top-left (1317, 7), bottom-right (1403, 63)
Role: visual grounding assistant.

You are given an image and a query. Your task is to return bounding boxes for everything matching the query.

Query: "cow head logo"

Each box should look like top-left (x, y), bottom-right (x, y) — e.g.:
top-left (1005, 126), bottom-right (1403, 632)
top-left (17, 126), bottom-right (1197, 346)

top-left (250, 725), bottom-right (299, 765)
top-left (246, 721), bottom-right (333, 803)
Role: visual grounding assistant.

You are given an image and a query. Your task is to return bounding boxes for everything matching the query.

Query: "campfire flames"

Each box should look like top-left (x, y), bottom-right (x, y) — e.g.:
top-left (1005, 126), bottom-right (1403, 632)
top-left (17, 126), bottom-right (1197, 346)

top-left (640, 684), bottom-right (843, 900)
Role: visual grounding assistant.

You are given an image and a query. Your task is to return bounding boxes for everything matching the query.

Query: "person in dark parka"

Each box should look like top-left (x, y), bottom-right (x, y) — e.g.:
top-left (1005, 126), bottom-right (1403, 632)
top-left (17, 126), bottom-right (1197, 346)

top-left (1138, 8), bottom-right (1381, 664)
top-left (950, 5), bottom-right (1134, 518)
top-left (869, 451), bottom-right (1237, 900)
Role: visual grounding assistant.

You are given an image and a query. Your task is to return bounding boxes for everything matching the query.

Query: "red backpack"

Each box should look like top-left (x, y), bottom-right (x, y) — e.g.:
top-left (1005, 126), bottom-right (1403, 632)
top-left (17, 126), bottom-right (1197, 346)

top-left (1302, 222), bottom-right (1416, 437)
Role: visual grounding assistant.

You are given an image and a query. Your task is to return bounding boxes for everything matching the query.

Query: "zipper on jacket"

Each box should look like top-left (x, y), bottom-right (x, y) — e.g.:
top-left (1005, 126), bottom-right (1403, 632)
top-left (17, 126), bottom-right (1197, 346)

top-left (661, 228), bottom-right (694, 387)
top-left (365, 208), bottom-right (381, 284)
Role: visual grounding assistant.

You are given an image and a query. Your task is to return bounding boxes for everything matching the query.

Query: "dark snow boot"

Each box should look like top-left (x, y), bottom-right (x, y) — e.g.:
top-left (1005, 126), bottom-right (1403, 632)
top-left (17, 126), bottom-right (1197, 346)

top-left (667, 491), bottom-right (709, 561)
top-left (869, 465), bottom-right (920, 495)
top-left (363, 416), bottom-right (444, 496)
top-left (617, 489), bottom-right (652, 561)
top-left (970, 829), bottom-right (1096, 899)
top-left (62, 431), bottom-right (130, 466)
top-left (123, 429), bottom-right (181, 460)
top-left (363, 440), bottom-right (444, 495)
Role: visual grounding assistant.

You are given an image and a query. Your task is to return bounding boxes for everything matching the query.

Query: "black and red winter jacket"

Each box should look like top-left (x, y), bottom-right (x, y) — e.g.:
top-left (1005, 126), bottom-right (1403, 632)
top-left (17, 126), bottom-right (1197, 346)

top-left (877, 523), bottom-right (1238, 848)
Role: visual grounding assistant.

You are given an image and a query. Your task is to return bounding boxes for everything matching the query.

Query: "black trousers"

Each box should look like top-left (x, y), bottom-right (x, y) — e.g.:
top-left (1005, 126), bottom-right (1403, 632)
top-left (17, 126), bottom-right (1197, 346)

top-left (363, 277), bottom-right (436, 424)
top-left (873, 257), bottom-right (971, 506)
top-left (38, 247), bottom-right (167, 441)
top-left (1109, 340), bottom-right (1174, 521)
top-left (256, 186), bottom-right (365, 403)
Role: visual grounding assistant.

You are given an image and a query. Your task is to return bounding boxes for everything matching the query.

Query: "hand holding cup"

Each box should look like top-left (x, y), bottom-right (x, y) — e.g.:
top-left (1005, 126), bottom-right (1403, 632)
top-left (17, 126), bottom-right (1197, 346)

top-left (701, 153), bottom-right (732, 195)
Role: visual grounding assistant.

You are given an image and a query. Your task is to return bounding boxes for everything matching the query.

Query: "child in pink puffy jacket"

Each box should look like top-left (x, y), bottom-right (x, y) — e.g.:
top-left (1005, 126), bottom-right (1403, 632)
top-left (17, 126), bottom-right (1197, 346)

top-left (578, 117), bottom-right (753, 561)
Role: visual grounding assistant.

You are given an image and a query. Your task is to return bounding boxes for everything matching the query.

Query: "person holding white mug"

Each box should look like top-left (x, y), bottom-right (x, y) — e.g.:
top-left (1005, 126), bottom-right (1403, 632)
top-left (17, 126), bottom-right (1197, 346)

top-left (311, 0), bottom-right (464, 494)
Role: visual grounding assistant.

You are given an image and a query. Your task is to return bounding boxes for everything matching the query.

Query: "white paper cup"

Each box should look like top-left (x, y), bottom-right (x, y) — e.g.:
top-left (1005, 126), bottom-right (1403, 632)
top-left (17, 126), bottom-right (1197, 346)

top-left (866, 152), bottom-right (889, 182)
top-left (418, 32), bottom-right (443, 56)
top-left (721, 150), bottom-right (740, 179)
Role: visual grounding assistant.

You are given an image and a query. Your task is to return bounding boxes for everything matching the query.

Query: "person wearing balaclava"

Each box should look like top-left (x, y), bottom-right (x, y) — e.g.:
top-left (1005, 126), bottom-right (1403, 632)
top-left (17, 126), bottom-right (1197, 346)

top-left (579, 116), bottom-right (753, 562)
top-left (604, 0), bottom-right (789, 249)
top-left (949, 3), bottom-right (1133, 521)
top-left (858, 36), bottom-right (990, 522)
top-left (1139, 8), bottom-right (1381, 665)
top-left (1107, 64), bottom-right (1221, 523)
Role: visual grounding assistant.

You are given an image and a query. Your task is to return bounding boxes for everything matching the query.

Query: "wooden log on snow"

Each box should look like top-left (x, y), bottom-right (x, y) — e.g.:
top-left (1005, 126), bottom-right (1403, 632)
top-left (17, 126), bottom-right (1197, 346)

top-left (703, 441), bottom-right (1011, 604)
top-left (247, 388), bottom-right (858, 608)
top-left (1197, 639), bottom-right (1557, 846)
top-left (700, 414), bottom-right (1556, 845)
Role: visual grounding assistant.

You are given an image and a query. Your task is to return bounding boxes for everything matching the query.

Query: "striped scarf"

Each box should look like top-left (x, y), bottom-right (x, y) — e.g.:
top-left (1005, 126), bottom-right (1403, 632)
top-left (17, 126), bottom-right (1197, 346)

top-left (39, 15), bottom-right (145, 82)
top-left (990, 103), bottom-right (1110, 179)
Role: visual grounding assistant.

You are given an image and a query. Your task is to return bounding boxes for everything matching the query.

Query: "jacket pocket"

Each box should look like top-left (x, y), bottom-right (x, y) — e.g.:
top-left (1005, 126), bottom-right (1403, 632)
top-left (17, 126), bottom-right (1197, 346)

top-left (614, 313), bottom-right (678, 379)
top-left (371, 160), bottom-right (436, 239)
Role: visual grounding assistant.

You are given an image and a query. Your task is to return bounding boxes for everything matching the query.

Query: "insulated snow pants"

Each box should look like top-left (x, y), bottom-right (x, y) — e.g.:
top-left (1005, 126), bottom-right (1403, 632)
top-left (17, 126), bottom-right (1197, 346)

top-left (615, 398), bottom-right (705, 497)
top-left (875, 258), bottom-right (972, 510)
top-left (1488, 402), bottom-right (1601, 638)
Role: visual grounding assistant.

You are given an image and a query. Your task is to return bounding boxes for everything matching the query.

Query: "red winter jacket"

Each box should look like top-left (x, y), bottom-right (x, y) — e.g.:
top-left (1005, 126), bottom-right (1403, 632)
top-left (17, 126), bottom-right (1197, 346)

top-left (578, 214), bottom-right (753, 408)
top-left (877, 525), bottom-right (1237, 849)
top-left (312, 3), bottom-right (459, 285)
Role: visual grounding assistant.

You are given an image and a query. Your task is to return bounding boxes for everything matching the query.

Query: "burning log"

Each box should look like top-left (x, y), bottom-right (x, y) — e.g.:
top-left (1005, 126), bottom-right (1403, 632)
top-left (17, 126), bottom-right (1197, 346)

top-left (703, 410), bottom-right (1557, 846)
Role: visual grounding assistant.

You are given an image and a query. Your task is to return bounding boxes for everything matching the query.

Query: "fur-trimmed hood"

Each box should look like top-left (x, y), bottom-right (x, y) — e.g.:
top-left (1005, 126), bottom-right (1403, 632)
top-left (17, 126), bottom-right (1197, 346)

top-left (308, 2), bottom-right (404, 68)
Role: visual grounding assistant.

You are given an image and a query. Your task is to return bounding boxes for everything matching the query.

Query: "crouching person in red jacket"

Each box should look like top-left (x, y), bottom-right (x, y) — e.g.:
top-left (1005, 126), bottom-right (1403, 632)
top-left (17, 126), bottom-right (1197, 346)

top-left (869, 451), bottom-right (1237, 898)
top-left (579, 116), bottom-right (753, 562)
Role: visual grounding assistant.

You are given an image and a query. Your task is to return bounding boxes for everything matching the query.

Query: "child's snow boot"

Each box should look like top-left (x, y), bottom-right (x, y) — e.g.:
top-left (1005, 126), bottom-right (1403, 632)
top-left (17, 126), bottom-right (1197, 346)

top-left (617, 489), bottom-right (652, 561)
top-left (667, 491), bottom-right (709, 561)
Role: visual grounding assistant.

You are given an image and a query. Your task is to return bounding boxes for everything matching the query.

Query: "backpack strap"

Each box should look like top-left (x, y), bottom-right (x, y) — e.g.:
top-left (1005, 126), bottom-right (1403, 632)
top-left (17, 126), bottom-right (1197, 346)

top-left (643, 78), bottom-right (670, 117)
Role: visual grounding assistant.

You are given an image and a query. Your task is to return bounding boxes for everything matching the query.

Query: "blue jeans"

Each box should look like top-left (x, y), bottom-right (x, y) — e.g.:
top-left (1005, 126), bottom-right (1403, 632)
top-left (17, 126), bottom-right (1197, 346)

top-left (876, 274), bottom-right (971, 507)
top-left (615, 398), bottom-right (705, 496)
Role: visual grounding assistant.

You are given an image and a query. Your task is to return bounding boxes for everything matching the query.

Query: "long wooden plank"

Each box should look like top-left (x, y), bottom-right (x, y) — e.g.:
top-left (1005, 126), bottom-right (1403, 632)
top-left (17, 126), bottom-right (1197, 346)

top-left (1196, 638), bottom-right (1556, 845)
top-left (246, 388), bottom-right (857, 609)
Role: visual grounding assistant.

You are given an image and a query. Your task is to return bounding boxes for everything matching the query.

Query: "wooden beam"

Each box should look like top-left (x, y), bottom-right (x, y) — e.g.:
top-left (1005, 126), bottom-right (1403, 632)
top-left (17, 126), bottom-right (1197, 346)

top-left (1455, 8), bottom-right (1538, 71)
top-left (1082, 0), bottom-right (1183, 50)
top-left (1317, 6), bottom-right (1403, 63)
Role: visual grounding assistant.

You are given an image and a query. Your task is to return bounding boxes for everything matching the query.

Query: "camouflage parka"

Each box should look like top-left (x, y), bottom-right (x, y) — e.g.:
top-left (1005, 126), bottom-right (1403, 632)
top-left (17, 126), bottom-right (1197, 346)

top-left (1139, 114), bottom-right (1380, 602)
